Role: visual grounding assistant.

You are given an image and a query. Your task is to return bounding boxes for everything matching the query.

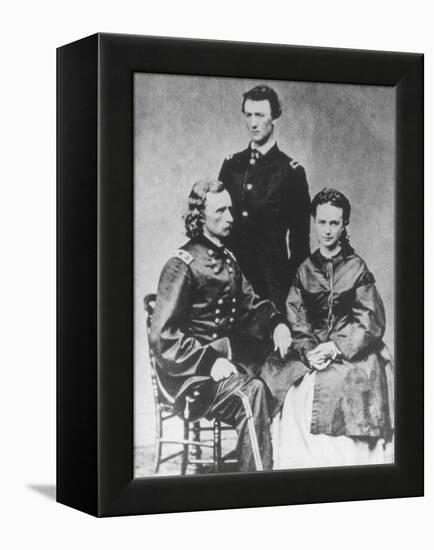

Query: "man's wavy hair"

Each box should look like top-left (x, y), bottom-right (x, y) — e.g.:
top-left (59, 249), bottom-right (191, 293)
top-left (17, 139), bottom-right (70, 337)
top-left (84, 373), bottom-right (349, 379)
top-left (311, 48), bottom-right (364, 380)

top-left (311, 188), bottom-right (354, 255)
top-left (241, 85), bottom-right (282, 120)
top-left (184, 179), bottom-right (225, 239)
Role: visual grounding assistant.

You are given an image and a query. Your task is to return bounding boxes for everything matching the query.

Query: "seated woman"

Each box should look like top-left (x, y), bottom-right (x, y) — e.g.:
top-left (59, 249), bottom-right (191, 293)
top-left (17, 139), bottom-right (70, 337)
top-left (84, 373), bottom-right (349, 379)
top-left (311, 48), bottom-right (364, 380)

top-left (268, 188), bottom-right (394, 469)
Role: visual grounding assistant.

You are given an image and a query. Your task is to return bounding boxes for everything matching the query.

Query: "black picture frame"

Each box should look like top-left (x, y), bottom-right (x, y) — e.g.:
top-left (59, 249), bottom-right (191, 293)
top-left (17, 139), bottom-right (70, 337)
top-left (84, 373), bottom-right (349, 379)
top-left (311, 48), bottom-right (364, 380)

top-left (57, 33), bottom-right (423, 517)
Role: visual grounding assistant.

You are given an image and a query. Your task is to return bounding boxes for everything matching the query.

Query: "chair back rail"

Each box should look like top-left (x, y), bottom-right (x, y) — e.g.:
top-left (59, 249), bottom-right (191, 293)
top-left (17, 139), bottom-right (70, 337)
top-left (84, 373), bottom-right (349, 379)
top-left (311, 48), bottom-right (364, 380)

top-left (143, 294), bottom-right (175, 406)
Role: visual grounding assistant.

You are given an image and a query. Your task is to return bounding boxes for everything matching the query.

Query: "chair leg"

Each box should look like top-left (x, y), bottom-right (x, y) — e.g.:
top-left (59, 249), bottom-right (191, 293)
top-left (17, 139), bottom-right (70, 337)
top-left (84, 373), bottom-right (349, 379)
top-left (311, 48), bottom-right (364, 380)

top-left (213, 417), bottom-right (222, 473)
top-left (191, 421), bottom-right (202, 474)
top-left (153, 407), bottom-right (163, 475)
top-left (181, 420), bottom-right (190, 475)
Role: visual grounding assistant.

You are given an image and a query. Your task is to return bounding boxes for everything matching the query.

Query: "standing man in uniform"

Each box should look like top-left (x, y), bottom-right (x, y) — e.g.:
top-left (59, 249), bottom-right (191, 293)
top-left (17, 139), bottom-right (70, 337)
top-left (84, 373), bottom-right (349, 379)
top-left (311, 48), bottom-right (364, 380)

top-left (150, 179), bottom-right (292, 472)
top-left (219, 85), bottom-right (311, 314)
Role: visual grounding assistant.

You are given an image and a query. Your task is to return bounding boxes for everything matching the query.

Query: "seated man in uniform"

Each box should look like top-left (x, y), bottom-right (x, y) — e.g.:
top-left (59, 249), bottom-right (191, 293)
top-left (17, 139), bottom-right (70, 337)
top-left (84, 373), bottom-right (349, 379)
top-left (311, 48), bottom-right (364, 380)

top-left (150, 179), bottom-right (292, 472)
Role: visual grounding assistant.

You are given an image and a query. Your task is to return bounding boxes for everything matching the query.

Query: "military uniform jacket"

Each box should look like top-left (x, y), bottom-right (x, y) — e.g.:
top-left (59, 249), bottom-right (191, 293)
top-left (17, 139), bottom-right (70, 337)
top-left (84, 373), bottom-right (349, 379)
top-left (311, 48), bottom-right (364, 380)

top-left (150, 235), bottom-right (282, 398)
top-left (219, 143), bottom-right (311, 312)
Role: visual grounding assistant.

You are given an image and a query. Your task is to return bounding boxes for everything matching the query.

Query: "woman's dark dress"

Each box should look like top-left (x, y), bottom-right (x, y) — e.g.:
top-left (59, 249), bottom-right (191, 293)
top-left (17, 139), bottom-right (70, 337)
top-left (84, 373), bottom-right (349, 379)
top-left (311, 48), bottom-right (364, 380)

top-left (262, 249), bottom-right (394, 442)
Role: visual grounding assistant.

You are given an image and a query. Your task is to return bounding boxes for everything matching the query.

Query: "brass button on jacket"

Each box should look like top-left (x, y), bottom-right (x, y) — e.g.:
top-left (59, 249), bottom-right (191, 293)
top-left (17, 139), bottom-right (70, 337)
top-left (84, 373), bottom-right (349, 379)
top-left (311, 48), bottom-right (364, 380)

top-left (219, 143), bottom-right (311, 313)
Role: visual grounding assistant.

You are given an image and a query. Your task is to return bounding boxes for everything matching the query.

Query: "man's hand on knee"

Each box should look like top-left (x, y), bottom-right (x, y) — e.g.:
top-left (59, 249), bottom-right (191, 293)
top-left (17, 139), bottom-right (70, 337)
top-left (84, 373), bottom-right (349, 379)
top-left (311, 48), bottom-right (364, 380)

top-left (210, 358), bottom-right (238, 381)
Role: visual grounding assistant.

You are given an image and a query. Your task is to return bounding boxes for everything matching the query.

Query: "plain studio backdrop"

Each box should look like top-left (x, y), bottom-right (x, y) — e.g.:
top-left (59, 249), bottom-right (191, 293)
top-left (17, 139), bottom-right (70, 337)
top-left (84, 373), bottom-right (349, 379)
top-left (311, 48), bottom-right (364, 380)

top-left (134, 74), bottom-right (395, 450)
top-left (1, 0), bottom-right (432, 549)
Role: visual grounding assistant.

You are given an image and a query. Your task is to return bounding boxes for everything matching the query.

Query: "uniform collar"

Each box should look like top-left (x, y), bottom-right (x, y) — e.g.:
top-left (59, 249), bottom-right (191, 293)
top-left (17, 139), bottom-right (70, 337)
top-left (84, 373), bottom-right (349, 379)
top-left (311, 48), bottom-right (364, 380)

top-left (196, 234), bottom-right (226, 255)
top-left (247, 142), bottom-right (280, 164)
top-left (202, 233), bottom-right (224, 249)
top-left (250, 138), bottom-right (277, 156)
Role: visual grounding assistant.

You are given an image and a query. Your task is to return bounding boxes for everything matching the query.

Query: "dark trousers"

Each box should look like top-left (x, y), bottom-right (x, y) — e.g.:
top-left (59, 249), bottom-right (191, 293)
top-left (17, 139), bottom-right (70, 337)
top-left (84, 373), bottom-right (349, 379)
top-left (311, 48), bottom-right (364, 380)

top-left (204, 374), bottom-right (273, 472)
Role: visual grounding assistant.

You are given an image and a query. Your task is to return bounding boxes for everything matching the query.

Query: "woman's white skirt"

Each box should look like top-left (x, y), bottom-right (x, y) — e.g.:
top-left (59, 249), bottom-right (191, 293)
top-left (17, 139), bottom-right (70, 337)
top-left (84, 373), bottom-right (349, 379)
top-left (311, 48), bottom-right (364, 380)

top-left (273, 371), bottom-right (394, 469)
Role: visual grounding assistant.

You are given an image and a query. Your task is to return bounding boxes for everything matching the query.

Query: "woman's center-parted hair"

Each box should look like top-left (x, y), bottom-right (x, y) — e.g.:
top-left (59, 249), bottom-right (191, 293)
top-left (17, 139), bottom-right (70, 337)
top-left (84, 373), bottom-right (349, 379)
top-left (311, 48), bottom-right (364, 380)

top-left (311, 188), bottom-right (354, 255)
top-left (184, 179), bottom-right (225, 239)
top-left (311, 188), bottom-right (351, 225)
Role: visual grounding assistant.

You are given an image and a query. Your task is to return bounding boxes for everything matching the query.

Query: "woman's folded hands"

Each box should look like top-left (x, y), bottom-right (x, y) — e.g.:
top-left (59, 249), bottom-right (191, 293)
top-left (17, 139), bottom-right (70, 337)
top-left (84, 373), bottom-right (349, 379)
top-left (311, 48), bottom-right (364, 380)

top-left (307, 341), bottom-right (340, 370)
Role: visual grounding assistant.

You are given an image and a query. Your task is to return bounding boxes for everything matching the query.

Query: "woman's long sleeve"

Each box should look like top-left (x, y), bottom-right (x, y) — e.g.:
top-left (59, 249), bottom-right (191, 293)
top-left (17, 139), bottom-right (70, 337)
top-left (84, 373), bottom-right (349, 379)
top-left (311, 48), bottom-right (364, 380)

top-left (286, 276), bottom-right (319, 363)
top-left (329, 271), bottom-right (386, 361)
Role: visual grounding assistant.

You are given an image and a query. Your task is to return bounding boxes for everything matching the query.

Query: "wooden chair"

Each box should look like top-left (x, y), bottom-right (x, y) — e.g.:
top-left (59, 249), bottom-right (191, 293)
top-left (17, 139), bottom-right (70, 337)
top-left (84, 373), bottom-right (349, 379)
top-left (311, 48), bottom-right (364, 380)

top-left (143, 294), bottom-right (237, 475)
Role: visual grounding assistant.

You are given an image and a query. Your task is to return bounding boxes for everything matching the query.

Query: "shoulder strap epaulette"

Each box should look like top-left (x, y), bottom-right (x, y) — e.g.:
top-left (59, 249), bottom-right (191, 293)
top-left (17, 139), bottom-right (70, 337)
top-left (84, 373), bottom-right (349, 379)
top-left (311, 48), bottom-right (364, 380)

top-left (289, 158), bottom-right (300, 169)
top-left (172, 249), bottom-right (194, 265)
top-left (225, 153), bottom-right (234, 161)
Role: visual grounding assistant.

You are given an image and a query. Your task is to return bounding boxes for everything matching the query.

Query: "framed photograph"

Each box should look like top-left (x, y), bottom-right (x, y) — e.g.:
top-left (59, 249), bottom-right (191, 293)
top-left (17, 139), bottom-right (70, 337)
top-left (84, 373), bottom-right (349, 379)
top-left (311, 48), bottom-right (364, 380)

top-left (57, 33), bottom-right (423, 517)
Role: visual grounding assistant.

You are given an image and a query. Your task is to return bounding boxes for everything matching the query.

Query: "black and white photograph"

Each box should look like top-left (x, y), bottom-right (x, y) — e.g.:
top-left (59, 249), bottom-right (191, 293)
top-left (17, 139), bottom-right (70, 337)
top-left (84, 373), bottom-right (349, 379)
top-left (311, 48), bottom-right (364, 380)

top-left (134, 74), bottom-right (395, 477)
